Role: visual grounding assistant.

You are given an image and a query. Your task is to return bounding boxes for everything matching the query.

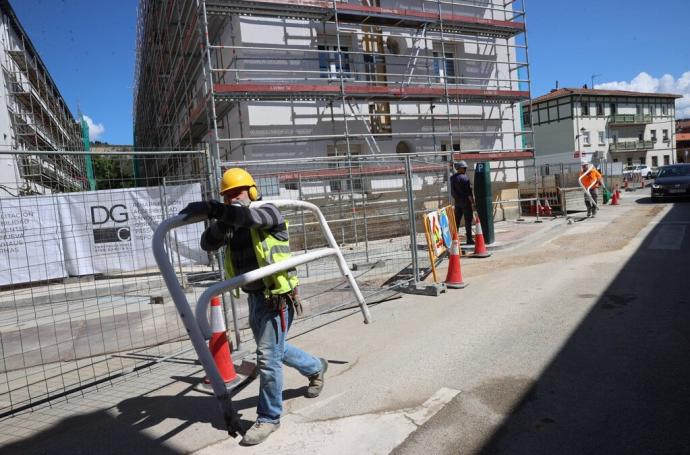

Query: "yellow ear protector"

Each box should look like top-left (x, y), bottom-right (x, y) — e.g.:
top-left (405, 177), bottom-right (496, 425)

top-left (248, 185), bottom-right (260, 201)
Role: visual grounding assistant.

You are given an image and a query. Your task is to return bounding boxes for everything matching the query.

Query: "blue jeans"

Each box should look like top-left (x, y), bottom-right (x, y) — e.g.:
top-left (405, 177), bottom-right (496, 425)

top-left (248, 292), bottom-right (321, 423)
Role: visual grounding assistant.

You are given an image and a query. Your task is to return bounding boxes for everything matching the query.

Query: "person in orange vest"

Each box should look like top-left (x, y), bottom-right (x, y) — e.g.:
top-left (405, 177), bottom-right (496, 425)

top-left (580, 163), bottom-right (605, 217)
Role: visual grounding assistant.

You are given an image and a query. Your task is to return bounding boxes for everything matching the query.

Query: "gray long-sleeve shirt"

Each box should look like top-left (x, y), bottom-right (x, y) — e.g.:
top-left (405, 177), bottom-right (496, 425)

top-left (201, 203), bottom-right (288, 292)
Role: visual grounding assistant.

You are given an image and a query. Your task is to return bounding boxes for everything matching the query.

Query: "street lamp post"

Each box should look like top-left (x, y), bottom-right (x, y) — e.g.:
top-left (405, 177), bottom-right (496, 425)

top-left (576, 126), bottom-right (585, 162)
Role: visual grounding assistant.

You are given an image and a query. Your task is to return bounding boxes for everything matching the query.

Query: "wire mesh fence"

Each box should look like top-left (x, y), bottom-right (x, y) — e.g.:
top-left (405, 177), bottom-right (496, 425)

top-left (1, 148), bottom-right (608, 417)
top-left (0, 151), bottom-right (211, 417)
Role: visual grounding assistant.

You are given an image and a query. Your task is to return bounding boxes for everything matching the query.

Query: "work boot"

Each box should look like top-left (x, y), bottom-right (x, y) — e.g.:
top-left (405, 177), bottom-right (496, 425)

top-left (241, 421), bottom-right (280, 446)
top-left (591, 207), bottom-right (597, 218)
top-left (306, 358), bottom-right (328, 398)
top-left (586, 209), bottom-right (592, 218)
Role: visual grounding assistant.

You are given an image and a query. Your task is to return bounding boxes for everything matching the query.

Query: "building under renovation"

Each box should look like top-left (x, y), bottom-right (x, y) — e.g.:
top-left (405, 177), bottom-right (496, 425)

top-left (133, 0), bottom-right (532, 175)
top-left (0, 0), bottom-right (87, 195)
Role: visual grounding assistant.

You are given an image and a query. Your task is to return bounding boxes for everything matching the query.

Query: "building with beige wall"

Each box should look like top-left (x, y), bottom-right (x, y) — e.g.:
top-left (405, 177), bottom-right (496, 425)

top-left (525, 88), bottom-right (680, 168)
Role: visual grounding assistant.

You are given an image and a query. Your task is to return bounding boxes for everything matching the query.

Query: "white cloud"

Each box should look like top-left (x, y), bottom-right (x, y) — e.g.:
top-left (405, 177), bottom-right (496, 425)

top-left (595, 71), bottom-right (690, 118)
top-left (82, 115), bottom-right (105, 141)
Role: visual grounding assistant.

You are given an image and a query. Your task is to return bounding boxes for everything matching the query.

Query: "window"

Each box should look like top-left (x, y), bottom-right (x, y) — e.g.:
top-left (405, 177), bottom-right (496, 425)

top-left (327, 144), bottom-right (363, 191)
top-left (598, 131), bottom-right (605, 144)
top-left (651, 156), bottom-right (658, 167)
top-left (638, 131), bottom-right (644, 142)
top-left (363, 53), bottom-right (386, 83)
top-left (318, 45), bottom-right (351, 79)
top-left (582, 131), bottom-right (591, 146)
top-left (650, 130), bottom-right (656, 142)
top-left (433, 51), bottom-right (456, 84)
top-left (627, 157), bottom-right (633, 166)
top-left (636, 104), bottom-right (642, 115)
top-left (596, 102), bottom-right (604, 116)
top-left (663, 155), bottom-right (670, 165)
top-left (662, 129), bottom-right (669, 142)
top-left (609, 103), bottom-right (616, 115)
top-left (441, 143), bottom-right (461, 152)
top-left (581, 101), bottom-right (589, 116)
top-left (368, 102), bottom-right (392, 137)
top-left (662, 104), bottom-right (668, 115)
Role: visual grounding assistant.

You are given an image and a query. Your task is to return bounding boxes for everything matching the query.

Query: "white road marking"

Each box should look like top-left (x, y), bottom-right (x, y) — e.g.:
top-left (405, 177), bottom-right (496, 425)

top-left (649, 225), bottom-right (686, 250)
top-left (195, 387), bottom-right (461, 455)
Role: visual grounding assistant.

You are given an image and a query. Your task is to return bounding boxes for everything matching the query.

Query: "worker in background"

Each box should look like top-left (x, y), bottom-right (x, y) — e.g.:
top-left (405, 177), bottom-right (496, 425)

top-left (580, 162), bottom-right (605, 217)
top-left (179, 168), bottom-right (327, 446)
top-left (450, 160), bottom-right (475, 244)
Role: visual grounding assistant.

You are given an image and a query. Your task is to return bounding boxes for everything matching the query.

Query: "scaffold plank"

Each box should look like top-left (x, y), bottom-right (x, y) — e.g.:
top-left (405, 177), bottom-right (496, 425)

top-left (205, 0), bottom-right (524, 38)
top-left (213, 82), bottom-right (529, 103)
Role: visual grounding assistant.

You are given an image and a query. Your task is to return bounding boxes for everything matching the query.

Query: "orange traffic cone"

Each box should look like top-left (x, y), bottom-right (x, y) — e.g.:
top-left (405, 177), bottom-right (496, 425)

top-left (444, 231), bottom-right (467, 289)
top-left (543, 198), bottom-right (553, 216)
top-left (205, 295), bottom-right (237, 384)
top-left (611, 189), bottom-right (619, 205)
top-left (470, 213), bottom-right (491, 258)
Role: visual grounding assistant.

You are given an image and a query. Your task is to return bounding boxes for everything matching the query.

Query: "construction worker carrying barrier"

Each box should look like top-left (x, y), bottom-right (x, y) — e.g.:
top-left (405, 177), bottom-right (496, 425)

top-left (179, 168), bottom-right (327, 446)
top-left (450, 160), bottom-right (475, 244)
top-left (579, 163), bottom-right (605, 218)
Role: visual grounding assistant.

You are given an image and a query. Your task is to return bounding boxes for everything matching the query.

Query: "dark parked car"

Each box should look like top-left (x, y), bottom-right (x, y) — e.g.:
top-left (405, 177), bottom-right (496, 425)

top-left (651, 164), bottom-right (690, 202)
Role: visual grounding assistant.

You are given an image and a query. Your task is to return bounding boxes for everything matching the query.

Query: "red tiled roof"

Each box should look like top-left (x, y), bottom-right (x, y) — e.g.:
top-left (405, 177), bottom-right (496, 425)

top-left (531, 88), bottom-right (682, 104)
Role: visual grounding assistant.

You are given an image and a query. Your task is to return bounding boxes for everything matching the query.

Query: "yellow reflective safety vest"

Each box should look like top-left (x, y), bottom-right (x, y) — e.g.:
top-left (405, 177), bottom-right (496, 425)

top-left (224, 223), bottom-right (299, 296)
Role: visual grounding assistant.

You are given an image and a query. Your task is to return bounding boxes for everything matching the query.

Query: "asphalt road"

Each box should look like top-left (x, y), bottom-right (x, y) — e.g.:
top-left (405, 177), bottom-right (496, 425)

top-left (393, 197), bottom-right (690, 455)
top-left (3, 194), bottom-right (689, 455)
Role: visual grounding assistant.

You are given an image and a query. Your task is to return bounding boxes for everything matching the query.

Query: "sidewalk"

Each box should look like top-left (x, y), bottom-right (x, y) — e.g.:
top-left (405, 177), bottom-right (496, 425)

top-left (0, 192), bottom-right (642, 454)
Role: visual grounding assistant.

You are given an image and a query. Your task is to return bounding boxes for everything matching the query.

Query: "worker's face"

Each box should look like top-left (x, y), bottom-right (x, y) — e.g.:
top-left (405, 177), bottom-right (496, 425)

top-left (222, 186), bottom-right (250, 204)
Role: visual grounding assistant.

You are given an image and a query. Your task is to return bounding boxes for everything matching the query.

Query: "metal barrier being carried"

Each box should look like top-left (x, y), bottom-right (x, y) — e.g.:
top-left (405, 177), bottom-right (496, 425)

top-left (578, 166), bottom-right (599, 208)
top-left (152, 200), bottom-right (371, 434)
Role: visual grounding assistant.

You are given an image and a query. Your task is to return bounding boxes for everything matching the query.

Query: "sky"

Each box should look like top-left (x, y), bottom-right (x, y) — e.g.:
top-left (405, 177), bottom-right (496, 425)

top-left (9, 0), bottom-right (690, 146)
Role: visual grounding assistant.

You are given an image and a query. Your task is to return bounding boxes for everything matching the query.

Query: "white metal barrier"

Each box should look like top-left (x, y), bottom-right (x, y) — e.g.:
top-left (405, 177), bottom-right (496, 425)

top-left (152, 199), bottom-right (371, 435)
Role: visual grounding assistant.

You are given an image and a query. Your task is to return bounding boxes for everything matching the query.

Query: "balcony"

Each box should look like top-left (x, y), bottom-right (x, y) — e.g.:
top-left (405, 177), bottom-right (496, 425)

top-left (607, 114), bottom-right (652, 126)
top-left (609, 140), bottom-right (654, 152)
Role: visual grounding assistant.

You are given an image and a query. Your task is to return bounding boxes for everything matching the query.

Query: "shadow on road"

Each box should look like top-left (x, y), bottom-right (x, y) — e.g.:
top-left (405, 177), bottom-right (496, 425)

top-left (0, 374), bottom-right (308, 454)
top-left (478, 203), bottom-right (690, 454)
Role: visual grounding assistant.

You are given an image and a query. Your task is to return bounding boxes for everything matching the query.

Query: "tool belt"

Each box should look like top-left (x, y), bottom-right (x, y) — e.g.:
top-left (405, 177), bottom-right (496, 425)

top-left (267, 289), bottom-right (303, 317)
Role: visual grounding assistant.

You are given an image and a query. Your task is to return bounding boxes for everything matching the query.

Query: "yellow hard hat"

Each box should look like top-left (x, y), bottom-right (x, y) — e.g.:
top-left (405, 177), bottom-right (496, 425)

top-left (220, 168), bottom-right (259, 199)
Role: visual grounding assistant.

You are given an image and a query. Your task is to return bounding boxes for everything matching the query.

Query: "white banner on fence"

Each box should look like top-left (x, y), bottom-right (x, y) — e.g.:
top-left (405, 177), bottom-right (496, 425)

top-left (59, 183), bottom-right (207, 275)
top-left (0, 195), bottom-right (67, 286)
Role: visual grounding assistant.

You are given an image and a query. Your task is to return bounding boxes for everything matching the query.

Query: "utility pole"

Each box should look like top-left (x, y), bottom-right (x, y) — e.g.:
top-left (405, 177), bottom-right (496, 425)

top-left (590, 73), bottom-right (602, 89)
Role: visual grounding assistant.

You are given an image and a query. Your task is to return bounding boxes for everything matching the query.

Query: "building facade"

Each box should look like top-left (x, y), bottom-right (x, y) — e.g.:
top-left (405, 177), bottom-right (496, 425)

top-left (0, 0), bottom-right (87, 195)
top-left (676, 118), bottom-right (690, 163)
top-left (133, 0), bottom-right (532, 180)
top-left (525, 88), bottom-right (680, 168)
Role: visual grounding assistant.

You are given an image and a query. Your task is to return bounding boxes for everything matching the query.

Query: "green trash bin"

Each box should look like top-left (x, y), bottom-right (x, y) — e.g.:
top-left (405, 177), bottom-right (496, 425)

top-left (603, 188), bottom-right (611, 204)
top-left (473, 161), bottom-right (494, 244)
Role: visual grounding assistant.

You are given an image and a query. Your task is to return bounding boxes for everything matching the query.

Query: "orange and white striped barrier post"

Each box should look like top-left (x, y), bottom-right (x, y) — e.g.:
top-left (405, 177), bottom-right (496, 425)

top-left (444, 231), bottom-right (467, 289)
top-left (205, 295), bottom-right (237, 384)
top-left (469, 213), bottom-right (491, 258)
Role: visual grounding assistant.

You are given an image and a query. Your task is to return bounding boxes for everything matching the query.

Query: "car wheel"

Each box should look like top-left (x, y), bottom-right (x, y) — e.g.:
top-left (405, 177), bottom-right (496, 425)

top-left (646, 172), bottom-right (652, 179)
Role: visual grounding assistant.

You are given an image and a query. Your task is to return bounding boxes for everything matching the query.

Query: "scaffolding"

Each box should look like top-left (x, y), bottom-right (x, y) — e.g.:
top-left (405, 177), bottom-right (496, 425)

top-left (134, 0), bottom-right (533, 179)
top-left (0, 1), bottom-right (86, 194)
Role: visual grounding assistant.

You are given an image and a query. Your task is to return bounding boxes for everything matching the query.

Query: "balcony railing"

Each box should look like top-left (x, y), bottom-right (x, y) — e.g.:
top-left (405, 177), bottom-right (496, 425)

top-left (607, 114), bottom-right (652, 125)
top-left (609, 140), bottom-right (654, 152)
